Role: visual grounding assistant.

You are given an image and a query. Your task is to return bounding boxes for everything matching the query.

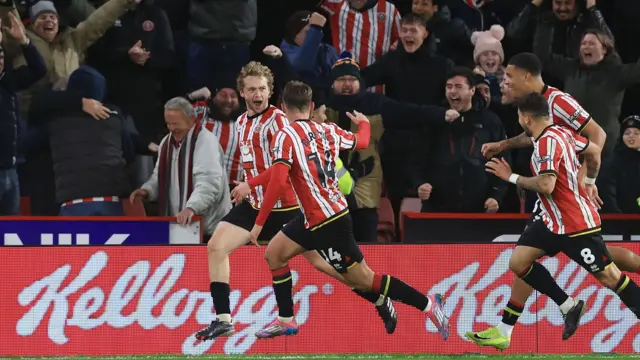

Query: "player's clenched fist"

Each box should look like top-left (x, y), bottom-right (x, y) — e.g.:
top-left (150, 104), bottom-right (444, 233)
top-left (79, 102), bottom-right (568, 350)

top-left (481, 141), bottom-right (505, 159)
top-left (418, 183), bottom-right (432, 200)
top-left (346, 110), bottom-right (369, 124)
top-left (484, 198), bottom-right (499, 213)
top-left (309, 12), bottom-right (327, 27)
top-left (445, 109), bottom-right (460, 122)
top-left (263, 45), bottom-right (282, 59)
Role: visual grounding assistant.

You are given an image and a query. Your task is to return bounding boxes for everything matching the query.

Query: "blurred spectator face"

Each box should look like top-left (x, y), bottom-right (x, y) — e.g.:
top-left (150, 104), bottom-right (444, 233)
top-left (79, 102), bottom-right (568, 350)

top-left (623, 127), bottom-right (640, 150)
top-left (552, 0), bottom-right (577, 21)
top-left (478, 51), bottom-right (501, 74)
top-left (347, 0), bottom-right (367, 9)
top-left (34, 13), bottom-right (59, 42)
top-left (445, 75), bottom-right (474, 112)
top-left (476, 83), bottom-right (491, 107)
top-left (400, 21), bottom-right (428, 53)
top-left (0, 48), bottom-right (4, 73)
top-left (412, 0), bottom-right (438, 21)
top-left (240, 76), bottom-right (271, 115)
top-left (165, 109), bottom-right (195, 142)
top-left (580, 33), bottom-right (606, 66)
top-left (333, 75), bottom-right (360, 95)
top-left (212, 88), bottom-right (240, 117)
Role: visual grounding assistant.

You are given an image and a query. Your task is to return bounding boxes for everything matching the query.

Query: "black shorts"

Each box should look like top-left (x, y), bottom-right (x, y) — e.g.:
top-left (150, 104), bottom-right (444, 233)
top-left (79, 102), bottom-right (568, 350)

top-left (282, 212), bottom-right (364, 273)
top-left (220, 201), bottom-right (301, 241)
top-left (517, 218), bottom-right (612, 274)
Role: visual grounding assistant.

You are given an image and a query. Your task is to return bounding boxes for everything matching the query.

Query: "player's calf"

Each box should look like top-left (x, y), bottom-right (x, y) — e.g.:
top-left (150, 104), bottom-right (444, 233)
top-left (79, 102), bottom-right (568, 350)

top-left (595, 264), bottom-right (640, 318)
top-left (607, 246), bottom-right (640, 274)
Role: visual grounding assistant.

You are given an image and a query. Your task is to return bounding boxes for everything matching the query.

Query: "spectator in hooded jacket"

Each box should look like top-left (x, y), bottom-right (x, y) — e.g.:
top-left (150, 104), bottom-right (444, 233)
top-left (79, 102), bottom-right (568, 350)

top-left (46, 66), bottom-right (135, 216)
top-left (411, 0), bottom-right (472, 66)
top-left (86, 0), bottom-right (174, 147)
top-left (600, 115), bottom-right (640, 214)
top-left (0, 12), bottom-right (45, 215)
top-left (280, 11), bottom-right (338, 105)
top-left (413, 67), bottom-right (509, 213)
top-left (0, 0), bottom-right (142, 118)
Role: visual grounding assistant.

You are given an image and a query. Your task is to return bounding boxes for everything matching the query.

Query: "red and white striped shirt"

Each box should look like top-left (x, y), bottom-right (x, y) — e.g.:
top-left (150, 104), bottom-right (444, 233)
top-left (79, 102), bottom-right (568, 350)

top-left (237, 106), bottom-right (298, 210)
top-left (542, 85), bottom-right (592, 134)
top-left (192, 101), bottom-right (242, 183)
top-left (322, 0), bottom-right (401, 93)
top-left (271, 120), bottom-right (358, 229)
top-left (531, 126), bottom-right (600, 235)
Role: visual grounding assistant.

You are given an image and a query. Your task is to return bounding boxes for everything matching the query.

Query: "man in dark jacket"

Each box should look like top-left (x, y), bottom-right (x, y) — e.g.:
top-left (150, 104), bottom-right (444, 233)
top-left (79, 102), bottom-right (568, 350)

top-left (414, 67), bottom-right (509, 213)
top-left (47, 66), bottom-right (133, 216)
top-left (186, 0), bottom-right (255, 93)
top-left (324, 53), bottom-right (460, 242)
top-left (359, 13), bottom-right (454, 235)
top-left (86, 0), bottom-right (174, 146)
top-left (412, 0), bottom-right (473, 66)
top-left (0, 12), bottom-right (46, 215)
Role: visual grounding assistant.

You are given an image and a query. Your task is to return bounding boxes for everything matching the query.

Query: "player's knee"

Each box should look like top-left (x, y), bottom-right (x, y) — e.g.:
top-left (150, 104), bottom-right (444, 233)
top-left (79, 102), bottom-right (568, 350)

top-left (207, 232), bottom-right (227, 258)
top-left (595, 265), bottom-right (622, 290)
top-left (509, 256), bottom-right (530, 277)
top-left (264, 246), bottom-right (288, 269)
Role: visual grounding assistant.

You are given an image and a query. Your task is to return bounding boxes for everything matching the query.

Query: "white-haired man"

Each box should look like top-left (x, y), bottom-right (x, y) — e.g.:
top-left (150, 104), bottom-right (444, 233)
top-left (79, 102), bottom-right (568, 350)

top-left (130, 97), bottom-right (232, 238)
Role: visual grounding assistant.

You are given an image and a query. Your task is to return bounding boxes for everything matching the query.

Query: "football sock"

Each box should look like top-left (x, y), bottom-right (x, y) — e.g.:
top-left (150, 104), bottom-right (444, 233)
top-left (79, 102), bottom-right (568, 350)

top-left (271, 265), bottom-right (295, 318)
top-left (352, 289), bottom-right (385, 306)
top-left (559, 297), bottom-right (576, 315)
top-left (497, 322), bottom-right (514, 337)
top-left (210, 282), bottom-right (232, 322)
top-left (519, 262), bottom-right (570, 307)
top-left (614, 275), bottom-right (640, 318)
top-left (501, 299), bottom-right (524, 326)
top-left (372, 273), bottom-right (429, 311)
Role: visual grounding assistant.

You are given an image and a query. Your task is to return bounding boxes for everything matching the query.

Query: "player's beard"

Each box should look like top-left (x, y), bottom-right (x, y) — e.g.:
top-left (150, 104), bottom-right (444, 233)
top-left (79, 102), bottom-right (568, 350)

top-left (522, 125), bottom-right (533, 137)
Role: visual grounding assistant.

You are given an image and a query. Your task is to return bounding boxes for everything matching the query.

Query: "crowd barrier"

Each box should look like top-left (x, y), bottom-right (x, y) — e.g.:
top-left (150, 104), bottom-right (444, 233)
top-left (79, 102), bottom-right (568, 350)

top-left (400, 213), bottom-right (640, 243)
top-left (1, 243), bottom-right (640, 356)
top-left (0, 217), bottom-right (203, 245)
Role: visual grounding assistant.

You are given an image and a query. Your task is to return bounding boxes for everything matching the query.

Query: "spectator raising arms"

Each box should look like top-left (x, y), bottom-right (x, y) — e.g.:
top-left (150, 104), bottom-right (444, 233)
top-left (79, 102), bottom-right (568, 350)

top-left (535, 27), bottom-right (640, 163)
top-left (0, 0), bottom-right (142, 118)
top-left (0, 12), bottom-right (46, 215)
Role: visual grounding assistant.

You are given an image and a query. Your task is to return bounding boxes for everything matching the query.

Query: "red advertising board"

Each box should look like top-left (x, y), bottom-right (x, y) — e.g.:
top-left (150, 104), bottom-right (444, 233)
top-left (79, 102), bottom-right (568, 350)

top-left (1, 244), bottom-right (639, 356)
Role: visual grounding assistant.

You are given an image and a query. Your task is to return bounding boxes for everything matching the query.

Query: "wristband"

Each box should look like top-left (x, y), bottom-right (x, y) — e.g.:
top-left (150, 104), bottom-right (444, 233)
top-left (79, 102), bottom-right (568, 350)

top-left (585, 177), bottom-right (597, 185)
top-left (508, 174), bottom-right (520, 185)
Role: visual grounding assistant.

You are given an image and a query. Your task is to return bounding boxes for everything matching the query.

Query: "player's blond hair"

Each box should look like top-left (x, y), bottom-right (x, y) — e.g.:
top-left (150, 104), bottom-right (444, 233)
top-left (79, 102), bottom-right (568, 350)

top-left (236, 61), bottom-right (275, 94)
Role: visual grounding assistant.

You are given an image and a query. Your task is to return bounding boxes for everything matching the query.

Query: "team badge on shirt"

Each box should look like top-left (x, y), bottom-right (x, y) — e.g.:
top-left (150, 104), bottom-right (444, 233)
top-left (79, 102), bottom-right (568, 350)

top-left (142, 20), bottom-right (154, 31)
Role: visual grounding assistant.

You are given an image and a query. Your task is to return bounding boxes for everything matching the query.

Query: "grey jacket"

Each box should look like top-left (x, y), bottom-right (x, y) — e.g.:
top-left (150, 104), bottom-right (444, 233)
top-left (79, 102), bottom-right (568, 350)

top-left (142, 128), bottom-right (232, 235)
top-left (188, 0), bottom-right (257, 42)
top-left (534, 24), bottom-right (640, 159)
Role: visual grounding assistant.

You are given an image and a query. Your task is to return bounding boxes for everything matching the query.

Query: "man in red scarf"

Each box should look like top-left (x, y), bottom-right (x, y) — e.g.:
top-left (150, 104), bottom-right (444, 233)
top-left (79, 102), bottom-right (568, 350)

top-left (130, 97), bottom-right (232, 238)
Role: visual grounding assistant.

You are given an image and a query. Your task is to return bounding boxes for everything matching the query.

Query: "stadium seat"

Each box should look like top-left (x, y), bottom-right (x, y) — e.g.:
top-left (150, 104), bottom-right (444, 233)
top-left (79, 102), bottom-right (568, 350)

top-left (19, 197), bottom-right (30, 216)
top-left (377, 197), bottom-right (395, 243)
top-left (400, 197), bottom-right (422, 213)
top-left (122, 198), bottom-right (147, 217)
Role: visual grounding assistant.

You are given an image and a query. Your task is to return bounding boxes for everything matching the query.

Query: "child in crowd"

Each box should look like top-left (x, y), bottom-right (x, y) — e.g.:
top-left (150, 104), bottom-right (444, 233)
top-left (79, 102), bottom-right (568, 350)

top-left (471, 25), bottom-right (505, 106)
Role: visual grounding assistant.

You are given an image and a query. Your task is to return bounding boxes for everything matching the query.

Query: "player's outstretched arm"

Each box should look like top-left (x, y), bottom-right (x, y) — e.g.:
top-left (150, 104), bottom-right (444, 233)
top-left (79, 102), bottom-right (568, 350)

top-left (505, 132), bottom-right (534, 149)
top-left (578, 139), bottom-right (602, 181)
top-left (485, 157), bottom-right (557, 195)
top-left (580, 119), bottom-right (607, 149)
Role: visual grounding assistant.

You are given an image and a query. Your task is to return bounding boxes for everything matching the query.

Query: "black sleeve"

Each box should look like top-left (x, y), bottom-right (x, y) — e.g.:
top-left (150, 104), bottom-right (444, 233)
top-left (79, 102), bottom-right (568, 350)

top-left (506, 2), bottom-right (540, 40)
top-left (599, 160), bottom-right (622, 213)
top-left (29, 89), bottom-right (84, 125)
top-left (146, 8), bottom-right (175, 70)
top-left (485, 112), bottom-right (510, 203)
top-left (379, 95), bottom-right (447, 130)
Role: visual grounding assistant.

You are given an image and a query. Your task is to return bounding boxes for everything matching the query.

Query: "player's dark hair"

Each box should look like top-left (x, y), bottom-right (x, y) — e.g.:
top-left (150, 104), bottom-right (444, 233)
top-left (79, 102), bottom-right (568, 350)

top-left (401, 13), bottom-right (427, 29)
top-left (282, 81), bottom-right (313, 112)
top-left (517, 92), bottom-right (549, 119)
top-left (508, 53), bottom-right (542, 76)
top-left (445, 67), bottom-right (475, 88)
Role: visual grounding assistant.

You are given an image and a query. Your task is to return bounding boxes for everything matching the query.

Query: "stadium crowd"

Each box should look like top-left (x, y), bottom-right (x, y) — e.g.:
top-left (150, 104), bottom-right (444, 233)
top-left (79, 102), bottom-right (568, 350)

top-left (0, 0), bottom-right (638, 242)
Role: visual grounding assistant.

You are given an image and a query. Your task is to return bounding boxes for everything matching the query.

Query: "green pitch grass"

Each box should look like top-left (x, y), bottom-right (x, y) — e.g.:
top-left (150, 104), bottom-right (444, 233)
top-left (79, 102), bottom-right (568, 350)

top-left (3, 355), bottom-right (640, 360)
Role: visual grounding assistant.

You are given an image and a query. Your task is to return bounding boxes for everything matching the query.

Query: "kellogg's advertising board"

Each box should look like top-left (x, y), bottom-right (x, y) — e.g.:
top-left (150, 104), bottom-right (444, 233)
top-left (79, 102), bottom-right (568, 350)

top-left (1, 244), bottom-right (639, 356)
